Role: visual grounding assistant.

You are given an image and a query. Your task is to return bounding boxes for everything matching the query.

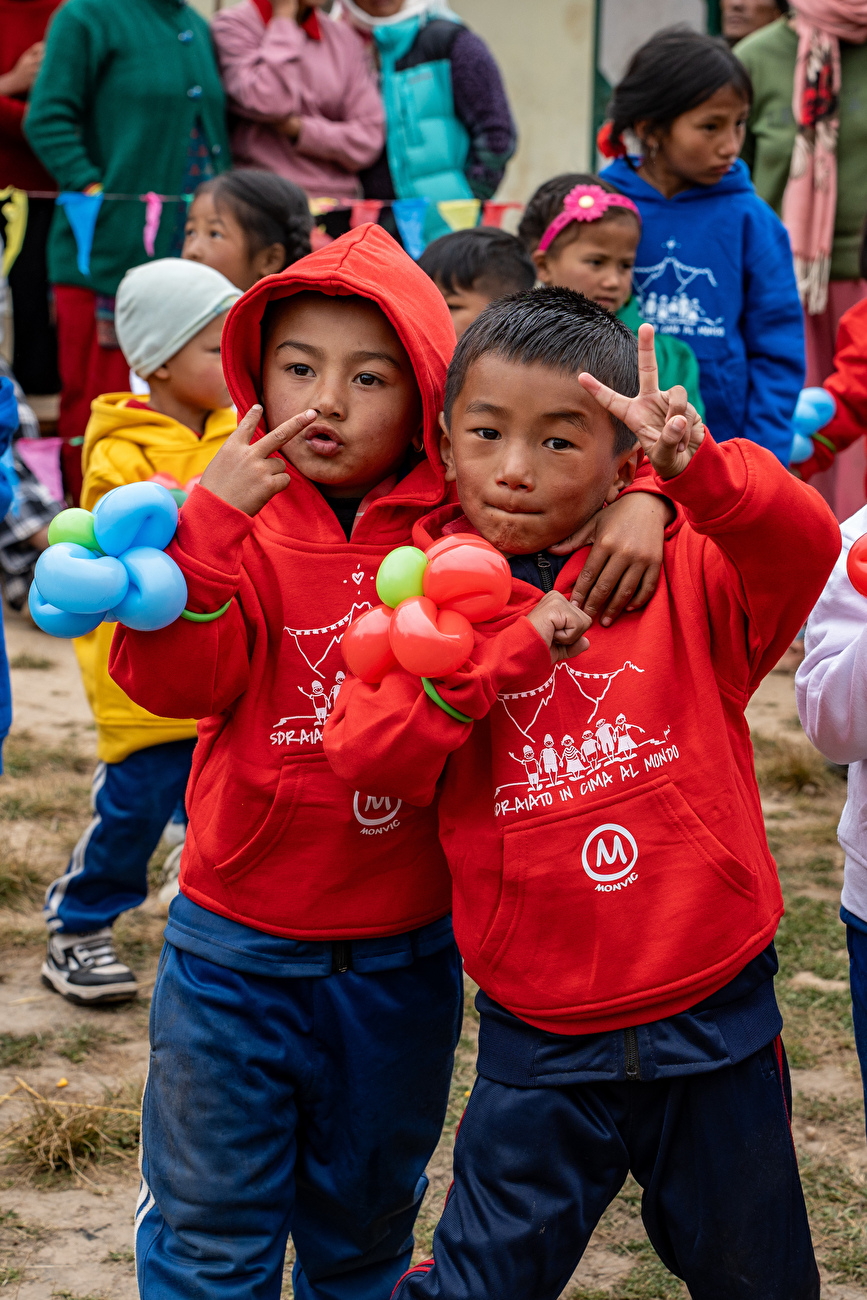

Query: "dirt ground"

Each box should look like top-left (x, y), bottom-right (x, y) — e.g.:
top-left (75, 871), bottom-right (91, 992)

top-left (0, 611), bottom-right (864, 1299)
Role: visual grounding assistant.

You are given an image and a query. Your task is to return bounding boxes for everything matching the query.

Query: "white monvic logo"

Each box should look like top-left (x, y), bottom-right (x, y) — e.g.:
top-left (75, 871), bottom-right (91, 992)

top-left (353, 793), bottom-right (402, 827)
top-left (581, 823), bottom-right (638, 882)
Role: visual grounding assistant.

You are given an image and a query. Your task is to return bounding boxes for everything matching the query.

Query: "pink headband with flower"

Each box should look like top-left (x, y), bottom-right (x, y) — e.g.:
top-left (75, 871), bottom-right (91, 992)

top-left (537, 183), bottom-right (641, 254)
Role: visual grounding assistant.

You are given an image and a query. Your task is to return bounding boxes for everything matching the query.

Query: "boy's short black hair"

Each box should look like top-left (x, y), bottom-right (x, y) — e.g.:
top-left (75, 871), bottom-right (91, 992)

top-left (443, 287), bottom-right (639, 456)
top-left (518, 173), bottom-right (638, 254)
top-left (417, 227), bottom-right (535, 299)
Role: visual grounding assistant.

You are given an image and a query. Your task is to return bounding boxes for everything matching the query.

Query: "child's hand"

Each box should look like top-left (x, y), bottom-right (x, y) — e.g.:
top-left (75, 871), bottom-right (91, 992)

top-left (548, 493), bottom-right (674, 626)
top-left (579, 324), bottom-right (704, 480)
top-left (198, 405), bottom-right (317, 517)
top-left (526, 591), bottom-right (592, 665)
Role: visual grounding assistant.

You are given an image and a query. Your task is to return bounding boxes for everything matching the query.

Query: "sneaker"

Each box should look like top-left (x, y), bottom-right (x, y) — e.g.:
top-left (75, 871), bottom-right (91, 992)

top-left (41, 929), bottom-right (138, 1005)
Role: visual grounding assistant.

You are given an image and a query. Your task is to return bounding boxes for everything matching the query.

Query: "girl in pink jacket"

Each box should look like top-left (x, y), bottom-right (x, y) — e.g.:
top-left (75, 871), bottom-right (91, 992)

top-left (211, 0), bottom-right (385, 201)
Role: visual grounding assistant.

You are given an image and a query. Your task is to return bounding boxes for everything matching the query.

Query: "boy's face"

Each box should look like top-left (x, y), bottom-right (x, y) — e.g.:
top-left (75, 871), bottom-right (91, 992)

top-left (150, 312), bottom-right (231, 412)
top-left (434, 277), bottom-right (494, 339)
top-left (262, 293), bottom-right (423, 498)
top-left (533, 218), bottom-right (638, 314)
top-left (441, 355), bottom-right (638, 555)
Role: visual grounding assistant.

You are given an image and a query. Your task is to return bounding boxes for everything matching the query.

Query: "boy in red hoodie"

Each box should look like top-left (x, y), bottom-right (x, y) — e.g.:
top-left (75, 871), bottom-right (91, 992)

top-left (325, 288), bottom-right (841, 1299)
top-left (109, 231), bottom-right (671, 1299)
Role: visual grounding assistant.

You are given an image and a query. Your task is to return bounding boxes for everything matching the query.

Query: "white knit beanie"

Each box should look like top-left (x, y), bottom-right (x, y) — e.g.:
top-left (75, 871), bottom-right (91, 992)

top-left (115, 259), bottom-right (242, 379)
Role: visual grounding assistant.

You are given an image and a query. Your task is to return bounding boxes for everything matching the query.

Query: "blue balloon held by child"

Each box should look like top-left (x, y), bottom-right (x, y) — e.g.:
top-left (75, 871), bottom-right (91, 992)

top-left (28, 482), bottom-right (188, 639)
top-left (789, 387), bottom-right (837, 465)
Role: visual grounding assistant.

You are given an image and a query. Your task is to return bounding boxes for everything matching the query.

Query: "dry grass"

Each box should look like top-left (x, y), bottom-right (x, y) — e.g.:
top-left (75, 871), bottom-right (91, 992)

top-left (1, 1081), bottom-right (141, 1186)
top-left (752, 733), bottom-right (843, 795)
top-left (8, 653), bottom-right (56, 671)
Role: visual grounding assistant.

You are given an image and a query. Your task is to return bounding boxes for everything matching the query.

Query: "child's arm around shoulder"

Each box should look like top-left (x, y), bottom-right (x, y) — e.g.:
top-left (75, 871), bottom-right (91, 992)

top-left (325, 593), bottom-right (590, 805)
top-left (109, 404), bottom-right (316, 720)
top-left (797, 510), bottom-right (867, 765)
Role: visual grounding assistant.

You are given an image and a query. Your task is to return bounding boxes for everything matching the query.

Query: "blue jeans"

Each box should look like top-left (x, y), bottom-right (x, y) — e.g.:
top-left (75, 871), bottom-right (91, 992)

top-left (44, 738), bottom-right (195, 934)
top-left (847, 924), bottom-right (867, 1124)
top-left (396, 1040), bottom-right (818, 1300)
top-left (136, 940), bottom-right (463, 1299)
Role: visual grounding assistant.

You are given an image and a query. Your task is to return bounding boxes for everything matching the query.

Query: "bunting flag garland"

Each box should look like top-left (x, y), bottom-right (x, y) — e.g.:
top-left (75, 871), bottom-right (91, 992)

top-left (3, 190), bottom-right (530, 277)
top-left (350, 199), bottom-right (384, 229)
top-left (391, 197), bottom-right (430, 261)
top-left (0, 188), bottom-right (28, 278)
top-left (437, 199), bottom-right (481, 232)
top-left (56, 190), bottom-right (104, 277)
top-left (142, 192), bottom-right (163, 257)
top-left (309, 196), bottom-right (341, 217)
top-left (480, 200), bottom-right (524, 229)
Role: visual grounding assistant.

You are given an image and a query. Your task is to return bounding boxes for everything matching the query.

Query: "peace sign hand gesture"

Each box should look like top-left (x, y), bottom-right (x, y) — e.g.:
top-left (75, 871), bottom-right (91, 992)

top-left (199, 405), bottom-right (318, 516)
top-left (579, 324), bottom-right (705, 481)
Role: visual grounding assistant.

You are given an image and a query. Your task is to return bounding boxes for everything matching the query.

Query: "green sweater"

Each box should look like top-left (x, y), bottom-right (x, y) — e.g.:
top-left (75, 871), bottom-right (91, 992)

top-left (617, 297), bottom-right (705, 419)
top-left (25, 0), bottom-right (230, 295)
top-left (735, 17), bottom-right (867, 282)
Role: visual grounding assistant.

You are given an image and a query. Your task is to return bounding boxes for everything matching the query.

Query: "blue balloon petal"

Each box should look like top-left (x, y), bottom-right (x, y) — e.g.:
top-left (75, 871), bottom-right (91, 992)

top-left (789, 432), bottom-right (814, 465)
top-left (35, 542), bottom-right (128, 614)
top-left (28, 582), bottom-right (105, 638)
top-left (793, 386), bottom-right (837, 438)
top-left (93, 482), bottom-right (179, 557)
top-left (111, 546), bottom-right (187, 631)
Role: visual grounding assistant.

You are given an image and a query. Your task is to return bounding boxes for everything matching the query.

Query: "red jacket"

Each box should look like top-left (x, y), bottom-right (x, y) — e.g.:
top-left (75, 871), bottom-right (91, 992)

top-left (0, 0), bottom-right (60, 190)
top-left (110, 224), bottom-right (458, 940)
top-left (325, 437), bottom-right (841, 1033)
top-left (798, 297), bottom-right (867, 491)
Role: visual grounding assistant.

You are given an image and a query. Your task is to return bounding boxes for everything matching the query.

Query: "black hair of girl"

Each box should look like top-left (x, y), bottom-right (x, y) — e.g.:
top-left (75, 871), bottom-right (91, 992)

top-left (518, 173), bottom-right (637, 253)
top-left (199, 170), bottom-right (313, 270)
top-left (608, 26), bottom-right (753, 155)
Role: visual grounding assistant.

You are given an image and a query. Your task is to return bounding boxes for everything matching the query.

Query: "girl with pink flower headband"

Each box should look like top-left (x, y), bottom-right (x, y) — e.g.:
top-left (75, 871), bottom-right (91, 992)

top-left (518, 172), bottom-right (705, 416)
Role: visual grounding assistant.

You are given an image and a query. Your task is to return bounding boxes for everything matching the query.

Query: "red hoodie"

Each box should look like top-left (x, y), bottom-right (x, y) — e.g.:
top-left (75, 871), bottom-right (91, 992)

top-left (798, 297), bottom-right (867, 495)
top-left (325, 437), bottom-right (841, 1033)
top-left (109, 224), bottom-right (457, 940)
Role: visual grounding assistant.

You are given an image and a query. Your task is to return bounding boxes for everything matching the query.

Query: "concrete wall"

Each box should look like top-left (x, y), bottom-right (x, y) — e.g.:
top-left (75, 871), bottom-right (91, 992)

top-left (450, 0), bottom-right (595, 202)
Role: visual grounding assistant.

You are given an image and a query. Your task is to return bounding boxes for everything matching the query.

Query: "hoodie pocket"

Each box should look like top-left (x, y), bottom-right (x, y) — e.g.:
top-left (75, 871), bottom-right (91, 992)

top-left (212, 757), bottom-right (306, 886)
top-left (475, 774), bottom-right (757, 1013)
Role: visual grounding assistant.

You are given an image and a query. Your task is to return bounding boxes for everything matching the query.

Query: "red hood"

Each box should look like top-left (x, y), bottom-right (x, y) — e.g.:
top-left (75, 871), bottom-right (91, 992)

top-left (222, 223), bottom-right (455, 502)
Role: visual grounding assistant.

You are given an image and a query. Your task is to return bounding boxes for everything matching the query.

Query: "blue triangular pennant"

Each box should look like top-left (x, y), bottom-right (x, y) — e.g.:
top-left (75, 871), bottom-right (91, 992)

top-left (392, 197), bottom-right (430, 261)
top-left (56, 191), bottom-right (104, 277)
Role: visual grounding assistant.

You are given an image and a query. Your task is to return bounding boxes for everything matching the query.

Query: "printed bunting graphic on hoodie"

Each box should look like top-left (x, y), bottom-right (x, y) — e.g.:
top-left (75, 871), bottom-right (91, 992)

top-left (632, 239), bottom-right (725, 340)
top-left (493, 658), bottom-right (679, 817)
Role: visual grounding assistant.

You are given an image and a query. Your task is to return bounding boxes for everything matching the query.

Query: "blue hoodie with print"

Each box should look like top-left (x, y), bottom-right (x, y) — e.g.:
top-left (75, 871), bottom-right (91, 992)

top-left (601, 158), bottom-right (804, 463)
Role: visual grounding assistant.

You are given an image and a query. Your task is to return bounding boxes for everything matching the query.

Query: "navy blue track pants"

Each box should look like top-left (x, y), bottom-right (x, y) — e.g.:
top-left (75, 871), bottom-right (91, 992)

top-left (135, 941), bottom-right (463, 1299)
top-left (395, 1040), bottom-right (819, 1300)
top-left (44, 739), bottom-right (194, 934)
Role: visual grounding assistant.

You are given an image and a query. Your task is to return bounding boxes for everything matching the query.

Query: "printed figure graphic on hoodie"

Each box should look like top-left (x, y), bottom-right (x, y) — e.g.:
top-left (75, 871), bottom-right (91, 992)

top-left (325, 289), bottom-right (840, 1299)
top-left (797, 506), bottom-right (867, 1133)
top-left (598, 27), bottom-right (804, 463)
top-left (42, 259), bottom-right (241, 1009)
top-left (108, 226), bottom-right (685, 1299)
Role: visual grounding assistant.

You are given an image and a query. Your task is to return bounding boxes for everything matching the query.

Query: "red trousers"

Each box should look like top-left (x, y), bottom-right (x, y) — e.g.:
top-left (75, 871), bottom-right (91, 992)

top-left (53, 285), bottom-right (130, 505)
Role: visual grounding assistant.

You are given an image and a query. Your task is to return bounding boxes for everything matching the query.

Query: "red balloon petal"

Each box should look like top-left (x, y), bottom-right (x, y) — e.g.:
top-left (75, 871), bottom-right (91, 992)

top-left (424, 533), bottom-right (492, 563)
top-left (342, 605), bottom-right (397, 682)
top-left (424, 539), bottom-right (511, 622)
top-left (848, 535), bottom-right (867, 599)
top-left (389, 596), bottom-right (474, 677)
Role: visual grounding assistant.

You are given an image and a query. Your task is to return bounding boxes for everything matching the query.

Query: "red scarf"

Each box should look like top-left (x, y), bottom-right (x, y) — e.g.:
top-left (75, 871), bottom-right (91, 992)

top-left (250, 0), bottom-right (322, 39)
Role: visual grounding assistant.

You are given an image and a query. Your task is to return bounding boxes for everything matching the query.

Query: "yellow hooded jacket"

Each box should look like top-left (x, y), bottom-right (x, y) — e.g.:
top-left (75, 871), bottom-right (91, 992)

top-left (74, 393), bottom-right (236, 764)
